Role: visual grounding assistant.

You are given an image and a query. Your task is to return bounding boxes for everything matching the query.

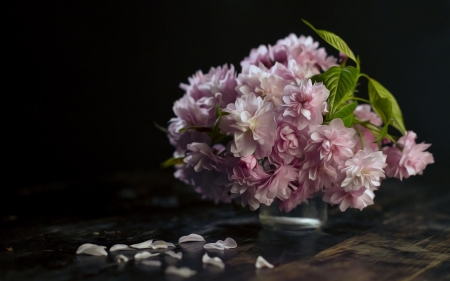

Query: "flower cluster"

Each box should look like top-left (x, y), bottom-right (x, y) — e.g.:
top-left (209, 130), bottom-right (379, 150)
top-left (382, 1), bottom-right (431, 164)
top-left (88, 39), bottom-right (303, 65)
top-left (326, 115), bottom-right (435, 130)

top-left (163, 23), bottom-right (433, 213)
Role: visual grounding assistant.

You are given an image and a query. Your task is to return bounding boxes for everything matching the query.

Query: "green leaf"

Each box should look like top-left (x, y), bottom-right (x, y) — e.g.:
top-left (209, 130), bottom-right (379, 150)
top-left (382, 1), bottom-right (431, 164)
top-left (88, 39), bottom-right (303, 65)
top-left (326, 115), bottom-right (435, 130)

top-left (341, 114), bottom-right (354, 128)
top-left (178, 126), bottom-right (212, 133)
top-left (161, 157), bottom-right (185, 168)
top-left (374, 121), bottom-right (390, 143)
top-left (153, 121), bottom-right (169, 134)
top-left (367, 78), bottom-right (406, 134)
top-left (315, 66), bottom-right (359, 115)
top-left (332, 101), bottom-right (358, 120)
top-left (371, 96), bottom-right (392, 124)
top-left (302, 19), bottom-right (357, 63)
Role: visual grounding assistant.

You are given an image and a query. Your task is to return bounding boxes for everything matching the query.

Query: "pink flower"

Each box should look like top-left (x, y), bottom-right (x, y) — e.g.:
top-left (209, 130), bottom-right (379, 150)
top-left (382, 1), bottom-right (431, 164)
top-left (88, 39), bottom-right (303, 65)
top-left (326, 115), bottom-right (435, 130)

top-left (184, 143), bottom-right (225, 172)
top-left (354, 104), bottom-right (382, 126)
top-left (281, 80), bottom-right (329, 130)
top-left (298, 154), bottom-right (341, 192)
top-left (174, 164), bottom-right (231, 204)
top-left (354, 125), bottom-right (379, 152)
top-left (229, 155), bottom-right (270, 186)
top-left (240, 45), bottom-right (272, 73)
top-left (254, 163), bottom-right (298, 205)
top-left (180, 64), bottom-right (239, 108)
top-left (237, 64), bottom-right (292, 107)
top-left (231, 184), bottom-right (261, 211)
top-left (383, 131), bottom-right (434, 180)
top-left (323, 186), bottom-right (375, 211)
top-left (277, 183), bottom-right (312, 213)
top-left (271, 34), bottom-right (337, 71)
top-left (305, 118), bottom-right (356, 165)
top-left (168, 118), bottom-right (211, 154)
top-left (240, 34), bottom-right (337, 76)
top-left (173, 95), bottom-right (213, 127)
top-left (341, 147), bottom-right (387, 191)
top-left (271, 122), bottom-right (307, 165)
top-left (219, 93), bottom-right (277, 158)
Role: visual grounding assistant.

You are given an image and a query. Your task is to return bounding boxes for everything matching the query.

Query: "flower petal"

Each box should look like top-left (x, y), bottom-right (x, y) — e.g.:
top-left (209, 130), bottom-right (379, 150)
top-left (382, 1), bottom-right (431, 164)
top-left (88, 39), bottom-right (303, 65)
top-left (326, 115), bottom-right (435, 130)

top-left (165, 266), bottom-right (197, 278)
top-left (110, 244), bottom-right (133, 252)
top-left (165, 250), bottom-right (182, 260)
top-left (216, 237), bottom-right (237, 249)
top-left (139, 259), bottom-right (162, 267)
top-left (76, 243), bottom-right (107, 256)
top-left (178, 233), bottom-right (205, 243)
top-left (134, 251), bottom-right (160, 260)
top-left (202, 253), bottom-right (225, 269)
top-left (115, 254), bottom-right (129, 263)
top-left (255, 256), bottom-right (274, 269)
top-left (130, 239), bottom-right (153, 249)
top-left (151, 240), bottom-right (175, 249)
top-left (203, 243), bottom-right (225, 250)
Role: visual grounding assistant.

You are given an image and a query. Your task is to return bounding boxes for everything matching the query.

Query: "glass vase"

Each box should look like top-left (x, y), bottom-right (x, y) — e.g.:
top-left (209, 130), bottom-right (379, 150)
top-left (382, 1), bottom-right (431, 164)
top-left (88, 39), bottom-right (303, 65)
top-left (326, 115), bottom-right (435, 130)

top-left (259, 196), bottom-right (327, 233)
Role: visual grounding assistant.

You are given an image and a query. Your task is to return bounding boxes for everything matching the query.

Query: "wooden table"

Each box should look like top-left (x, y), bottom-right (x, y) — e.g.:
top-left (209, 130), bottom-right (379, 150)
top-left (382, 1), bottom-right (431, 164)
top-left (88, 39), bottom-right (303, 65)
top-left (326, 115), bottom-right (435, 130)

top-left (1, 172), bottom-right (449, 280)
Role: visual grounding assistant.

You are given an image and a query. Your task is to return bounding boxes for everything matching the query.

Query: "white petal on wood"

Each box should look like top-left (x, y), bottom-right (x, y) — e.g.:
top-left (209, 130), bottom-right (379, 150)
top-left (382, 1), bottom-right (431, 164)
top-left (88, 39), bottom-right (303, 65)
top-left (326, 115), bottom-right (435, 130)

top-left (110, 244), bottom-right (133, 252)
top-left (178, 233), bottom-right (205, 243)
top-left (151, 240), bottom-right (175, 249)
top-left (202, 253), bottom-right (225, 269)
top-left (76, 243), bottom-right (108, 256)
top-left (115, 254), bottom-right (129, 263)
top-left (134, 251), bottom-right (160, 260)
top-left (139, 259), bottom-right (162, 267)
top-left (216, 237), bottom-right (237, 249)
top-left (165, 266), bottom-right (197, 278)
top-left (165, 250), bottom-right (182, 260)
top-left (255, 256), bottom-right (274, 269)
top-left (203, 243), bottom-right (225, 250)
top-left (130, 239), bottom-right (153, 249)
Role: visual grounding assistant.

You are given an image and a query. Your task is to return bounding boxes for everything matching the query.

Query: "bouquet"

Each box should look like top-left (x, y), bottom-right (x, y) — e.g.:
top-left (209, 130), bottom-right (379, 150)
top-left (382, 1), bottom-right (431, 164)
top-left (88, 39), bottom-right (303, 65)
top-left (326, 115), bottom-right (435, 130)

top-left (160, 20), bottom-right (434, 212)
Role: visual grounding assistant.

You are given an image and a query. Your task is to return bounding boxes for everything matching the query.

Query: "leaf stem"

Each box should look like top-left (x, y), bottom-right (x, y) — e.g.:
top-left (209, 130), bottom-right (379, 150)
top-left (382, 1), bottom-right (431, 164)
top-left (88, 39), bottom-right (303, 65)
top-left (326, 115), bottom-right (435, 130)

top-left (354, 125), bottom-right (365, 149)
top-left (347, 97), bottom-right (370, 103)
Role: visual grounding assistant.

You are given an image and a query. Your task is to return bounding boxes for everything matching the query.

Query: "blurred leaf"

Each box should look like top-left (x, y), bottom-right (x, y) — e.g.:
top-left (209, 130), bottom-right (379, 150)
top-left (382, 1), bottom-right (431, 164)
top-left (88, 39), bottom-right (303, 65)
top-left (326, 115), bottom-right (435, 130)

top-left (161, 157), bottom-right (185, 168)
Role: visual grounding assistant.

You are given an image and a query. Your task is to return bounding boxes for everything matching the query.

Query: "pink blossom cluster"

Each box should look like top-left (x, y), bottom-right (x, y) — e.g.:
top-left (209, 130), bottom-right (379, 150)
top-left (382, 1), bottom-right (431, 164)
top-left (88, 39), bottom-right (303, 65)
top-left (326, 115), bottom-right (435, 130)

top-left (166, 34), bottom-right (434, 213)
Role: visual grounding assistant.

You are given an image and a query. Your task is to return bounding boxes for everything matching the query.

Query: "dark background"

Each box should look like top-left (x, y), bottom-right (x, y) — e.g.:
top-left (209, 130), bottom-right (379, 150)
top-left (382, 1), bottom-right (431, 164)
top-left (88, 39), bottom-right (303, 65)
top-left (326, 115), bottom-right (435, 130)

top-left (4, 1), bottom-right (450, 203)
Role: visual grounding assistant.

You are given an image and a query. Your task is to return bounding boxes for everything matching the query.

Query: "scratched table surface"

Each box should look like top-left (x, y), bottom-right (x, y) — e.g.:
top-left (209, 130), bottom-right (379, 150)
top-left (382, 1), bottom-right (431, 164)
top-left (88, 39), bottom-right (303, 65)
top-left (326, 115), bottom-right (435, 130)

top-left (1, 171), bottom-right (449, 281)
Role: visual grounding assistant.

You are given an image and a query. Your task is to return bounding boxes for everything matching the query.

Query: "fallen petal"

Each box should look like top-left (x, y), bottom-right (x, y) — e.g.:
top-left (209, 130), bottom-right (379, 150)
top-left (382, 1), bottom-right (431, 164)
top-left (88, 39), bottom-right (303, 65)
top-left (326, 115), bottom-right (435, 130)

top-left (255, 256), bottom-right (274, 269)
top-left (178, 233), bottom-right (205, 243)
top-left (134, 251), bottom-right (160, 260)
top-left (130, 239), bottom-right (153, 249)
top-left (110, 244), bottom-right (133, 252)
top-left (203, 243), bottom-right (225, 250)
top-left (165, 250), bottom-right (182, 260)
top-left (76, 243), bottom-right (107, 256)
top-left (115, 254), bottom-right (129, 263)
top-left (202, 253), bottom-right (225, 269)
top-left (139, 259), bottom-right (161, 267)
top-left (165, 266), bottom-right (197, 278)
top-left (151, 240), bottom-right (175, 249)
top-left (216, 238), bottom-right (237, 249)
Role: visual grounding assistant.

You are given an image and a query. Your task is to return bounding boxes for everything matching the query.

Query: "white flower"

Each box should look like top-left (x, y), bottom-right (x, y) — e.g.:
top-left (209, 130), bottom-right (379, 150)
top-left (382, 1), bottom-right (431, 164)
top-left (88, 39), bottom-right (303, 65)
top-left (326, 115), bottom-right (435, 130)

top-left (115, 254), bottom-right (129, 263)
top-left (130, 239), bottom-right (153, 249)
top-left (76, 243), bottom-right (107, 256)
top-left (151, 240), bottom-right (175, 249)
top-left (255, 256), bottom-right (274, 269)
top-left (165, 266), bottom-right (197, 278)
top-left (134, 251), bottom-right (160, 260)
top-left (165, 250), bottom-right (182, 260)
top-left (178, 233), bottom-right (205, 243)
top-left (202, 253), bottom-right (225, 268)
top-left (110, 244), bottom-right (133, 252)
top-left (203, 237), bottom-right (237, 250)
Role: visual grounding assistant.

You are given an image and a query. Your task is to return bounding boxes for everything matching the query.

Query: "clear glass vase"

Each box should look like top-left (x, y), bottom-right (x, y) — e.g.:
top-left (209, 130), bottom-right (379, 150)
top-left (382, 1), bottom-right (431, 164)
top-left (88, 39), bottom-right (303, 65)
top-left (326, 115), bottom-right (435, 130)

top-left (259, 196), bottom-right (327, 233)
